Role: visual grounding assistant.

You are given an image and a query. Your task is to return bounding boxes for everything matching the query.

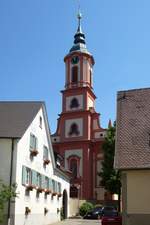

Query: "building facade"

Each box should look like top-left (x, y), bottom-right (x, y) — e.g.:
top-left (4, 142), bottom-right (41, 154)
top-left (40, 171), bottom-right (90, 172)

top-left (52, 14), bottom-right (106, 201)
top-left (0, 102), bottom-right (70, 225)
top-left (115, 88), bottom-right (150, 225)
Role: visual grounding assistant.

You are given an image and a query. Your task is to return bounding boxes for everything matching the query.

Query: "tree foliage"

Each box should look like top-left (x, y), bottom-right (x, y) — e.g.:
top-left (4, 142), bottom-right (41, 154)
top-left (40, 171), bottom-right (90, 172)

top-left (100, 122), bottom-right (121, 195)
top-left (0, 181), bottom-right (17, 224)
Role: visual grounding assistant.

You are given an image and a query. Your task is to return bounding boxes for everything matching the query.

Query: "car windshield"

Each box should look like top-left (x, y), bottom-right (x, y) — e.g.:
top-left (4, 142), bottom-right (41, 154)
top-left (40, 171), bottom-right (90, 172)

top-left (103, 206), bottom-right (116, 210)
top-left (93, 207), bottom-right (102, 212)
top-left (103, 211), bottom-right (118, 217)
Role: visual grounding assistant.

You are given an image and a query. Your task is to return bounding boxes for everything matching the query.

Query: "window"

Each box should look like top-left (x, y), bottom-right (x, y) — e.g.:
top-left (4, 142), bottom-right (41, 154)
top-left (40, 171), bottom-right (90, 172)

top-left (68, 123), bottom-right (80, 136)
top-left (22, 166), bottom-right (32, 185)
top-left (39, 116), bottom-right (42, 128)
top-left (90, 69), bottom-right (92, 86)
top-left (70, 186), bottom-right (78, 198)
top-left (72, 66), bottom-right (78, 83)
top-left (70, 159), bottom-right (78, 178)
top-left (36, 173), bottom-right (42, 188)
top-left (43, 146), bottom-right (49, 160)
top-left (70, 98), bottom-right (79, 109)
top-left (30, 134), bottom-right (38, 150)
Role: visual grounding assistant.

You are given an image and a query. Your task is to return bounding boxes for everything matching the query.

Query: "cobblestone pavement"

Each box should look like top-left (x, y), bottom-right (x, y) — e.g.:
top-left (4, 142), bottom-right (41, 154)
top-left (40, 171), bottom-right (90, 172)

top-left (50, 218), bottom-right (101, 225)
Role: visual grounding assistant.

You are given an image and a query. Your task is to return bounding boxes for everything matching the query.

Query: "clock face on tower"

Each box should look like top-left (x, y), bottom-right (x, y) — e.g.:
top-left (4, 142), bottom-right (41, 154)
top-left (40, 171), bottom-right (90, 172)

top-left (71, 56), bottom-right (79, 64)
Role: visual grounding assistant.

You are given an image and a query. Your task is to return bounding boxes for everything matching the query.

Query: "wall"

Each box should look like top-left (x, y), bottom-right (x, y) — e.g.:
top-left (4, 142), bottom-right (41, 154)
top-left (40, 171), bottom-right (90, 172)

top-left (0, 138), bottom-right (17, 224)
top-left (122, 170), bottom-right (150, 225)
top-left (0, 139), bottom-right (13, 185)
top-left (69, 199), bottom-right (86, 216)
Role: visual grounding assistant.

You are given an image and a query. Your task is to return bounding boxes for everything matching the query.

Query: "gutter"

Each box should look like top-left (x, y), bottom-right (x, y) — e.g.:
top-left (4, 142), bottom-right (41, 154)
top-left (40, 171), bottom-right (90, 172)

top-left (7, 138), bottom-right (15, 225)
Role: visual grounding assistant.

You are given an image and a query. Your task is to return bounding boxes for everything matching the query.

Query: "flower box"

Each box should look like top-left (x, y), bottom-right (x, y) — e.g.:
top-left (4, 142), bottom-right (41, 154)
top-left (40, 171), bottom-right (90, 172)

top-left (36, 187), bottom-right (44, 193)
top-left (43, 159), bottom-right (50, 165)
top-left (30, 149), bottom-right (39, 157)
top-left (25, 184), bottom-right (35, 191)
top-left (52, 192), bottom-right (57, 196)
top-left (44, 189), bottom-right (51, 195)
top-left (25, 207), bottom-right (31, 215)
top-left (58, 193), bottom-right (62, 197)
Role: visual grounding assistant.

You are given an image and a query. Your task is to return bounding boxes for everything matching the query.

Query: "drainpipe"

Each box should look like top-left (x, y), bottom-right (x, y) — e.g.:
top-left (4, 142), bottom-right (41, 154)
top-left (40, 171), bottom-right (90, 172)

top-left (7, 138), bottom-right (15, 225)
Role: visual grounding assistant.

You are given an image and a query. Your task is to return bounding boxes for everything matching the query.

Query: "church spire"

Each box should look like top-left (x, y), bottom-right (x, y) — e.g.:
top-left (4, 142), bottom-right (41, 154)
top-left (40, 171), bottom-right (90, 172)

top-left (69, 11), bottom-right (88, 53)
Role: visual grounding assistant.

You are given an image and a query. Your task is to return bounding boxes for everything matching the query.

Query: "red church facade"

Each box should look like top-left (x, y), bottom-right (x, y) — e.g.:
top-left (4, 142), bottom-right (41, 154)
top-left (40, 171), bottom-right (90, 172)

top-left (52, 13), bottom-right (106, 201)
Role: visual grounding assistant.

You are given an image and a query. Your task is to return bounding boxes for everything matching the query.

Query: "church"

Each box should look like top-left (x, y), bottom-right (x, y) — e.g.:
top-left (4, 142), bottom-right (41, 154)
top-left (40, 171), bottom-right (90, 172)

top-left (51, 13), bottom-right (107, 202)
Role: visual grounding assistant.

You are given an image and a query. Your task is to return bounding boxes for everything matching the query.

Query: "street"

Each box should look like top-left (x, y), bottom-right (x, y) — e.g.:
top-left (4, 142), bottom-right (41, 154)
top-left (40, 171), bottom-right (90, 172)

top-left (51, 219), bottom-right (101, 225)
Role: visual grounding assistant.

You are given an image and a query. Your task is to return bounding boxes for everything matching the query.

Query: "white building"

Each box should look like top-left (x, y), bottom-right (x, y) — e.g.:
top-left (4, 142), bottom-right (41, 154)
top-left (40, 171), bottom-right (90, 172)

top-left (0, 101), bottom-right (70, 225)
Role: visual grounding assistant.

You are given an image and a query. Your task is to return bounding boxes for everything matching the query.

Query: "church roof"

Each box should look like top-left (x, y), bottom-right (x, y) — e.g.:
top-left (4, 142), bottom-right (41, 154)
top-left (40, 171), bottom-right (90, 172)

top-left (69, 12), bottom-right (91, 55)
top-left (115, 88), bottom-right (150, 169)
top-left (0, 101), bottom-right (43, 138)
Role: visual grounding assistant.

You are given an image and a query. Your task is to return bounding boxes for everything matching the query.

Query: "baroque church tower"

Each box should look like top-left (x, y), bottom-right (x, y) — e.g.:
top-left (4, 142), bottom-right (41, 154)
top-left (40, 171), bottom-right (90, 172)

top-left (52, 13), bottom-right (106, 201)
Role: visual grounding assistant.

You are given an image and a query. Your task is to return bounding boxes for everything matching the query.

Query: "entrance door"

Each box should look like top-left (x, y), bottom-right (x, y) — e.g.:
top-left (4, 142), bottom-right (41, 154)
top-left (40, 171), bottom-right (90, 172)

top-left (62, 189), bottom-right (68, 219)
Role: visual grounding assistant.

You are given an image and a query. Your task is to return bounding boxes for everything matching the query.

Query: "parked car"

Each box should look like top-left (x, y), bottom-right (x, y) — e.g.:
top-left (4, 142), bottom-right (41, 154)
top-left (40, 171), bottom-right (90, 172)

top-left (83, 207), bottom-right (102, 219)
top-left (101, 210), bottom-right (122, 225)
top-left (101, 206), bottom-right (117, 215)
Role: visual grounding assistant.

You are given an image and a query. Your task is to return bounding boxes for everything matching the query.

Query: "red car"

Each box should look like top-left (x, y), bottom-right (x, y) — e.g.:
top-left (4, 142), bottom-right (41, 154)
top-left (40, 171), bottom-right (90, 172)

top-left (101, 211), bottom-right (122, 225)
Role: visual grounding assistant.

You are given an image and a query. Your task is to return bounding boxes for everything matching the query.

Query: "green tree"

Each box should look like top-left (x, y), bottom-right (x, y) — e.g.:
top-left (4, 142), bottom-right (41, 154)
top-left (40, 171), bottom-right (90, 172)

top-left (0, 181), bottom-right (17, 224)
top-left (100, 122), bottom-right (121, 211)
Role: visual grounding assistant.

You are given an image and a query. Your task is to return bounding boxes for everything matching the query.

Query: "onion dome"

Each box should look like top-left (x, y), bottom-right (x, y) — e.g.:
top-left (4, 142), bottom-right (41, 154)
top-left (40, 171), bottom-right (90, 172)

top-left (70, 12), bottom-right (90, 54)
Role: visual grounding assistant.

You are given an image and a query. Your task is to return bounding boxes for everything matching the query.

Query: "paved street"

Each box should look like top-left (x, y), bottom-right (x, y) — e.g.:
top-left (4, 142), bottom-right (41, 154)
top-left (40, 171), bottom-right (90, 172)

top-left (51, 219), bottom-right (101, 225)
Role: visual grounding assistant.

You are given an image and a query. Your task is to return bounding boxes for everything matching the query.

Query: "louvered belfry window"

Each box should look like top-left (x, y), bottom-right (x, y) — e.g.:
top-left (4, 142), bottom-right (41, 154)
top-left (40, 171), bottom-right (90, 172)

top-left (72, 66), bottom-right (78, 83)
top-left (69, 123), bottom-right (80, 136)
top-left (70, 98), bottom-right (79, 109)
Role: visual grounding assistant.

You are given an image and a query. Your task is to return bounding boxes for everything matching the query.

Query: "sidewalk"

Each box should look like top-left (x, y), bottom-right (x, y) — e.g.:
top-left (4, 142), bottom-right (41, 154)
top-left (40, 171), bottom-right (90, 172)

top-left (50, 218), bottom-right (101, 225)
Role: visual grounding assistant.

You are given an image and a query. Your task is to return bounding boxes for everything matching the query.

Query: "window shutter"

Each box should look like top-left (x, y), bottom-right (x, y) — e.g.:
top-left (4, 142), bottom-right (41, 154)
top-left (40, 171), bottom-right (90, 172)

top-left (46, 147), bottom-right (48, 159)
top-left (54, 181), bottom-right (57, 192)
top-left (56, 182), bottom-right (58, 193)
top-left (49, 178), bottom-right (52, 190)
top-left (30, 134), bottom-right (34, 149)
top-left (45, 177), bottom-right (49, 189)
top-left (35, 137), bottom-right (38, 150)
top-left (43, 146), bottom-right (48, 159)
top-left (22, 166), bottom-right (26, 185)
top-left (52, 179), bottom-right (55, 192)
top-left (41, 175), bottom-right (46, 189)
top-left (43, 146), bottom-right (45, 159)
top-left (58, 182), bottom-right (61, 193)
top-left (37, 173), bottom-right (40, 187)
top-left (32, 170), bottom-right (37, 186)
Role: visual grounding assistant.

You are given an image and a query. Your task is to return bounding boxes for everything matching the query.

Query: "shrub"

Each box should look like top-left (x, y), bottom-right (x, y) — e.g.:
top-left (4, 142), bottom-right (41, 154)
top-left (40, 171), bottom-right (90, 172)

top-left (79, 202), bottom-right (94, 217)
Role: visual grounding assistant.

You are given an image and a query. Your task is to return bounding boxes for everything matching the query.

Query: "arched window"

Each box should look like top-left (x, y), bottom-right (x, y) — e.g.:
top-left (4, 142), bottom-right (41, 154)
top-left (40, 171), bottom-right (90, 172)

top-left (70, 159), bottom-right (78, 179)
top-left (72, 66), bottom-right (78, 83)
top-left (90, 69), bottom-right (92, 86)
top-left (68, 123), bottom-right (80, 136)
top-left (70, 98), bottom-right (79, 109)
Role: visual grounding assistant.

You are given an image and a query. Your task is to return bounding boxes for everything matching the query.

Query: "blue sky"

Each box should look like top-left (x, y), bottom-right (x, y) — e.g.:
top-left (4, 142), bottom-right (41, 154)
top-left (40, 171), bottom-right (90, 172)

top-left (0, 0), bottom-right (150, 133)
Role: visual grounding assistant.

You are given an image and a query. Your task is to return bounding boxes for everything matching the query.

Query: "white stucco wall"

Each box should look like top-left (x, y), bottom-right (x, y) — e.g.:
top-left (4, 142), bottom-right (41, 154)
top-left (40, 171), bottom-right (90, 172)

top-left (6, 108), bottom-right (70, 225)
